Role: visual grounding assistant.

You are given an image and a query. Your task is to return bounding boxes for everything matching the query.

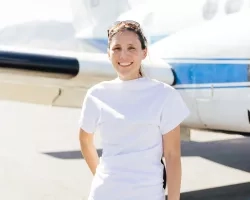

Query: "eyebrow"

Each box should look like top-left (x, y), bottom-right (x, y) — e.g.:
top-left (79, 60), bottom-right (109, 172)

top-left (112, 43), bottom-right (135, 46)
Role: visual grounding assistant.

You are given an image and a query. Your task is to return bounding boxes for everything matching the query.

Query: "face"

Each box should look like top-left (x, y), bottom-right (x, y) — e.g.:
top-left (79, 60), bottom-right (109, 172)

top-left (108, 30), bottom-right (147, 81)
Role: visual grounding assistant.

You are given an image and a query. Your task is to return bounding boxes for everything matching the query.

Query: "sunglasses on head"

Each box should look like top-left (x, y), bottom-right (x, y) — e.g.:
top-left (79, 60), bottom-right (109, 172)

top-left (107, 20), bottom-right (141, 37)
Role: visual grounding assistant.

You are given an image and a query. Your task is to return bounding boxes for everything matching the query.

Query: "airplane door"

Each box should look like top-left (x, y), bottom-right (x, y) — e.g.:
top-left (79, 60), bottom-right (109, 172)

top-left (172, 61), bottom-right (214, 129)
top-left (187, 62), bottom-right (215, 129)
top-left (195, 85), bottom-right (213, 129)
top-left (179, 61), bottom-right (216, 129)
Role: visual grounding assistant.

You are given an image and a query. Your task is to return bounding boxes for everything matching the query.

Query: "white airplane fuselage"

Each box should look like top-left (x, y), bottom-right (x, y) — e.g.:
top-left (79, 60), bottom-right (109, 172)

top-left (169, 58), bottom-right (250, 133)
top-left (149, 11), bottom-right (250, 133)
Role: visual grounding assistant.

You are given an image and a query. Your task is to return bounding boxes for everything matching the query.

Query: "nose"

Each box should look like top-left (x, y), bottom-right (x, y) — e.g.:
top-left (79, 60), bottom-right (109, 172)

top-left (119, 49), bottom-right (129, 60)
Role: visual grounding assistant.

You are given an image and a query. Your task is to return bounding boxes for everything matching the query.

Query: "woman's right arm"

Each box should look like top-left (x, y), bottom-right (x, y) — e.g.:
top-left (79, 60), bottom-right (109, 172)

top-left (79, 128), bottom-right (99, 175)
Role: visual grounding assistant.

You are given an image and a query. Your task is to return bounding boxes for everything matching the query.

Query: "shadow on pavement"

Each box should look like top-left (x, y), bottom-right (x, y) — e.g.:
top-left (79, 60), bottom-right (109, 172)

top-left (181, 137), bottom-right (250, 173)
top-left (169, 182), bottom-right (250, 200)
top-left (44, 149), bottom-right (103, 159)
top-left (43, 137), bottom-right (250, 173)
top-left (43, 138), bottom-right (250, 200)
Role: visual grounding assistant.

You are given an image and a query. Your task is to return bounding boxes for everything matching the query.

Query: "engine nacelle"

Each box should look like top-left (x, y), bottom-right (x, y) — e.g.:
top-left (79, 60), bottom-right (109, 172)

top-left (0, 46), bottom-right (79, 79)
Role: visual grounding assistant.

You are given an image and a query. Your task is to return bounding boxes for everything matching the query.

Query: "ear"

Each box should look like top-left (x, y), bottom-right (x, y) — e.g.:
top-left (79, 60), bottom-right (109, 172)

top-left (142, 48), bottom-right (148, 60)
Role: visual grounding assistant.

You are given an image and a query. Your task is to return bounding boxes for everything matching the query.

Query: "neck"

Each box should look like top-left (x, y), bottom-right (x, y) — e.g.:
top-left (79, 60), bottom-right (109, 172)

top-left (118, 74), bottom-right (143, 81)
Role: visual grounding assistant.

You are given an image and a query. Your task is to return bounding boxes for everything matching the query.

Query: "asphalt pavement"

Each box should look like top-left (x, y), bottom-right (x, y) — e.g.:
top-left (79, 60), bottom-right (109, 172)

top-left (0, 100), bottom-right (249, 200)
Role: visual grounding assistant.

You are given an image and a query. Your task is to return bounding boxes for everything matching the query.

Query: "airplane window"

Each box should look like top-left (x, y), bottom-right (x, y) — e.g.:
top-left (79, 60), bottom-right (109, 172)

top-left (202, 0), bottom-right (218, 20)
top-left (225, 0), bottom-right (243, 14)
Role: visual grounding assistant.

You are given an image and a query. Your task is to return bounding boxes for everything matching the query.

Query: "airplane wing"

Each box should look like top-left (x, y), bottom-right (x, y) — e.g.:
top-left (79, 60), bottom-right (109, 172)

top-left (0, 45), bottom-right (174, 108)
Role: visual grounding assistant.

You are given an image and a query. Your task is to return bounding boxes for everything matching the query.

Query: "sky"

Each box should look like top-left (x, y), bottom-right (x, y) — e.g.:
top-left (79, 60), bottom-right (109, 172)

top-left (0, 0), bottom-right (73, 29)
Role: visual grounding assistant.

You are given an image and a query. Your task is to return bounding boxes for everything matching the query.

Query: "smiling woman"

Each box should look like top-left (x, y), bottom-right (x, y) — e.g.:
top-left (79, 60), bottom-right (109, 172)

top-left (78, 20), bottom-right (190, 200)
top-left (107, 21), bottom-right (147, 80)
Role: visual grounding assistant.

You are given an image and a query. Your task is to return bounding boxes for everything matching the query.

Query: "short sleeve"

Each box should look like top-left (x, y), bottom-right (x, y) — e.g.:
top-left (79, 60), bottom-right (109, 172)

top-left (160, 88), bottom-right (190, 135)
top-left (78, 89), bottom-right (100, 134)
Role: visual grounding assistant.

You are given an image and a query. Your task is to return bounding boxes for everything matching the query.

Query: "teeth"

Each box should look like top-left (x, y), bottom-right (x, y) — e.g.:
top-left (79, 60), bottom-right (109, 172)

top-left (119, 62), bottom-right (132, 66)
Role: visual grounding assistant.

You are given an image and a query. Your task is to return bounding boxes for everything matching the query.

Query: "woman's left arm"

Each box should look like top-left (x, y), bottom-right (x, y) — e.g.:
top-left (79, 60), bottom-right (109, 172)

top-left (163, 125), bottom-right (182, 200)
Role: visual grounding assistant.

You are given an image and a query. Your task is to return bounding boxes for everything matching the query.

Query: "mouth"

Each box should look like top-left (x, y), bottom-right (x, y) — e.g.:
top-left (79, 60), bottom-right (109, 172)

top-left (118, 62), bottom-right (133, 67)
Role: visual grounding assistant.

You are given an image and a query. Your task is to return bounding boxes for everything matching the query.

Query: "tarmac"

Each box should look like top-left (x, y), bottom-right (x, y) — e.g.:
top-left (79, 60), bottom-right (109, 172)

top-left (0, 100), bottom-right (250, 200)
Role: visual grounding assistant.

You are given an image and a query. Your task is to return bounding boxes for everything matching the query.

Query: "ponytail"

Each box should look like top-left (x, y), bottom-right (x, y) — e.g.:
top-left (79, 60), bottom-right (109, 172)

top-left (139, 65), bottom-right (143, 77)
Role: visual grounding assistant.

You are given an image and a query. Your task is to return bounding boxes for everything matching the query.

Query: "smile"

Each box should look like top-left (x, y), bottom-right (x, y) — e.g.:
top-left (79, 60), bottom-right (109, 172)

top-left (118, 62), bottom-right (133, 67)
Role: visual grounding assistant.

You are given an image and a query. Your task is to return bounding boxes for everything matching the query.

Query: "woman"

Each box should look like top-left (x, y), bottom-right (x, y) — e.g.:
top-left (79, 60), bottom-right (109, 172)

top-left (78, 20), bottom-right (189, 200)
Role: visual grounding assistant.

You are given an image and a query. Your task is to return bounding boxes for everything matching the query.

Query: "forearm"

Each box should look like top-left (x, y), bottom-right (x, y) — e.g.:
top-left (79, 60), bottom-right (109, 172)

top-left (80, 141), bottom-right (99, 175)
top-left (165, 156), bottom-right (182, 200)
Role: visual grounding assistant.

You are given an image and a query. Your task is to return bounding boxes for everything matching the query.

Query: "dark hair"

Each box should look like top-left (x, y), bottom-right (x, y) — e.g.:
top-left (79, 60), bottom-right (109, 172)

top-left (107, 20), bottom-right (148, 77)
top-left (161, 158), bottom-right (167, 189)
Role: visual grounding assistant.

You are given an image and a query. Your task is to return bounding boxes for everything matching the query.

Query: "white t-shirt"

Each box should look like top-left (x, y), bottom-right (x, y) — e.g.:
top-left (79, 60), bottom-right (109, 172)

top-left (79, 76), bottom-right (189, 200)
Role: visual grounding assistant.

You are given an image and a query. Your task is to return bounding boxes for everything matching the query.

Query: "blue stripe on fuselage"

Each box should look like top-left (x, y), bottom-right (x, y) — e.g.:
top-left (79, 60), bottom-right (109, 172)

top-left (164, 58), bottom-right (250, 61)
top-left (169, 62), bottom-right (249, 85)
top-left (175, 85), bottom-right (250, 90)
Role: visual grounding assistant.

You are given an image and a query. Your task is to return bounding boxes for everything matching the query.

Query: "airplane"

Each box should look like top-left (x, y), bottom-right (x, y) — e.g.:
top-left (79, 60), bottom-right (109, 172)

top-left (70, 0), bottom-right (250, 53)
top-left (0, 2), bottom-right (250, 137)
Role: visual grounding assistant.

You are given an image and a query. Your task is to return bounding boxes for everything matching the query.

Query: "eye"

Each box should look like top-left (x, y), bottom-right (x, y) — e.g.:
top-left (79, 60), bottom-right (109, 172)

top-left (112, 47), bottom-right (121, 50)
top-left (128, 46), bottom-right (135, 50)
